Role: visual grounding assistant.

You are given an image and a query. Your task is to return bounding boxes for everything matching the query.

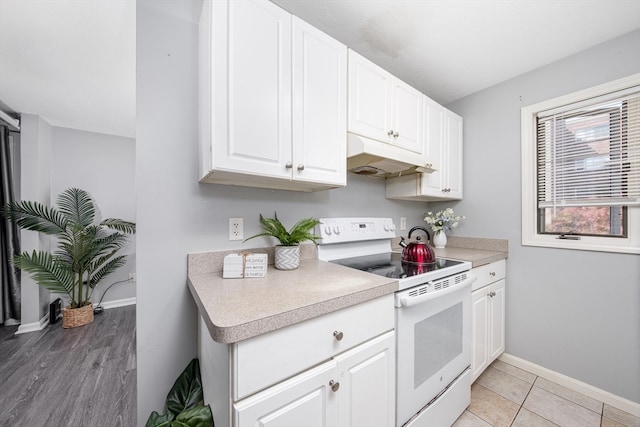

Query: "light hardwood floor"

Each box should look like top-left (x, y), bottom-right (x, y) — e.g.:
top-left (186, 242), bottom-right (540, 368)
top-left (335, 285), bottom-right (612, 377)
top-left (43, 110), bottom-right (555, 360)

top-left (0, 305), bottom-right (136, 427)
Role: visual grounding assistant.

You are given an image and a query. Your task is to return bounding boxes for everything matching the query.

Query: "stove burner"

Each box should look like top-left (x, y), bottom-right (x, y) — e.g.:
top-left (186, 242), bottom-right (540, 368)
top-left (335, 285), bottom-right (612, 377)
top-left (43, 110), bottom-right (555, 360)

top-left (329, 252), bottom-right (463, 280)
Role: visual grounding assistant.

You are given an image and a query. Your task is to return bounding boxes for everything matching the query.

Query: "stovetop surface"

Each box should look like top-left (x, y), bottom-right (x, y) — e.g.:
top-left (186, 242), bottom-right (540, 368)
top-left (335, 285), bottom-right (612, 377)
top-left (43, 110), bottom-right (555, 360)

top-left (329, 252), bottom-right (464, 281)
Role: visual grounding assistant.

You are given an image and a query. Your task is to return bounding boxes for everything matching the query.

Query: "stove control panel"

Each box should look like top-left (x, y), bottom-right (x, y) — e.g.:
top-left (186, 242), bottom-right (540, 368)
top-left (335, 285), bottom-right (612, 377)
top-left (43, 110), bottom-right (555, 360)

top-left (317, 217), bottom-right (396, 244)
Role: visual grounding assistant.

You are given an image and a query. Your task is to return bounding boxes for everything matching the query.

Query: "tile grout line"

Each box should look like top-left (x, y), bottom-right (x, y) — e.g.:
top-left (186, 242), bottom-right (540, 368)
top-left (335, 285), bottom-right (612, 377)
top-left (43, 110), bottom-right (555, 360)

top-left (508, 373), bottom-right (537, 427)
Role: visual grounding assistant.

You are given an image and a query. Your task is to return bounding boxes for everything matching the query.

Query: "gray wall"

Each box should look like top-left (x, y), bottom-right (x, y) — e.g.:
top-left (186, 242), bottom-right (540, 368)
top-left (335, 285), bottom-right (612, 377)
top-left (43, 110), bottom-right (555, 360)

top-left (19, 114), bottom-right (52, 327)
top-left (445, 30), bottom-right (640, 403)
top-left (136, 0), bottom-right (428, 422)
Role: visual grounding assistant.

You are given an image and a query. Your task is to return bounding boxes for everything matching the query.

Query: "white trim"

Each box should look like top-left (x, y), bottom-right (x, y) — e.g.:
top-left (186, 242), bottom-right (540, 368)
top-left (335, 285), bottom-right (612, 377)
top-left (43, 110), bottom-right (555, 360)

top-left (499, 353), bottom-right (640, 417)
top-left (13, 298), bottom-right (136, 335)
top-left (15, 312), bottom-right (49, 335)
top-left (521, 73), bottom-right (640, 254)
top-left (95, 297), bottom-right (136, 310)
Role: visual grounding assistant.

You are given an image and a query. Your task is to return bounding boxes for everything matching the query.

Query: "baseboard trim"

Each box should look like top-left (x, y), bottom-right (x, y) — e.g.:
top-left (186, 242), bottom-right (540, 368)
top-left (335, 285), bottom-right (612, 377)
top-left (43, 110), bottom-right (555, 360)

top-left (14, 298), bottom-right (136, 335)
top-left (15, 312), bottom-right (49, 335)
top-left (499, 353), bottom-right (640, 417)
top-left (95, 297), bottom-right (136, 310)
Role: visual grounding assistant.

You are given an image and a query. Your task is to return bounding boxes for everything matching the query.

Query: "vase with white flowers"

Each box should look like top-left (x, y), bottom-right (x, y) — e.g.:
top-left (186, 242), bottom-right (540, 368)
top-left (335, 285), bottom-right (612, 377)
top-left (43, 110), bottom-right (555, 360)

top-left (423, 208), bottom-right (465, 248)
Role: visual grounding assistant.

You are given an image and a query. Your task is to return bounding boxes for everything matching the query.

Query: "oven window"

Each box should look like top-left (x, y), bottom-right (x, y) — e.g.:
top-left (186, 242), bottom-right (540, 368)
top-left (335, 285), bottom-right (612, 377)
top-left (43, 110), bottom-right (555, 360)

top-left (414, 303), bottom-right (463, 388)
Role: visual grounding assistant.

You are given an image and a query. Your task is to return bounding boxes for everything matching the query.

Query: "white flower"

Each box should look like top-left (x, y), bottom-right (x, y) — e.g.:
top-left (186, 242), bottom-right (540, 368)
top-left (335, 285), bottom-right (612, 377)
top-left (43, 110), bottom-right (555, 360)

top-left (423, 208), bottom-right (465, 234)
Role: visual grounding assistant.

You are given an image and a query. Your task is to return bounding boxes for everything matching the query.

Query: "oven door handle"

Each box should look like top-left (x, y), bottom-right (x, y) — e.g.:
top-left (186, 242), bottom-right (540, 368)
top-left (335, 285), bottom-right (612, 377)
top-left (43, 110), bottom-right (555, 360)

top-left (398, 274), bottom-right (476, 308)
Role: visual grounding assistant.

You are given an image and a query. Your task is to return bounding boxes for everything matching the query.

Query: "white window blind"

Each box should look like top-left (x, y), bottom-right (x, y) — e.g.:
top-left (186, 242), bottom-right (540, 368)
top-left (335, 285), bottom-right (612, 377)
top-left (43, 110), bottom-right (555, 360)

top-left (536, 88), bottom-right (640, 208)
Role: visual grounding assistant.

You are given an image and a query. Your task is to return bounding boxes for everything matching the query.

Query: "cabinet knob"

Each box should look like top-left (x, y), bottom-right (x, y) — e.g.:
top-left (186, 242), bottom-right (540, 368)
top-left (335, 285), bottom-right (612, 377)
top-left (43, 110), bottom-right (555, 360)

top-left (488, 291), bottom-right (496, 297)
top-left (393, 131), bottom-right (399, 138)
top-left (329, 380), bottom-right (340, 392)
top-left (285, 162), bottom-right (293, 169)
top-left (333, 330), bottom-right (344, 341)
top-left (387, 129), bottom-right (395, 137)
top-left (489, 272), bottom-right (496, 277)
top-left (297, 164), bottom-right (305, 171)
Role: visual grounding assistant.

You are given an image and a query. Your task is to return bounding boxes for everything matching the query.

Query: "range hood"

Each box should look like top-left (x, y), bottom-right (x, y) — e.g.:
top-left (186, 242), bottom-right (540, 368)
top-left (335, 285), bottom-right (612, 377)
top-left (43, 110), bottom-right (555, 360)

top-left (346, 133), bottom-right (434, 177)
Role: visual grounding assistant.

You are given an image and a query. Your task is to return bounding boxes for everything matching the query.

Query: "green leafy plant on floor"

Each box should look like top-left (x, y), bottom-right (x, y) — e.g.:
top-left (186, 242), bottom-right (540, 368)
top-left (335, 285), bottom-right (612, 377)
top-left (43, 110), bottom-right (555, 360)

top-left (2, 187), bottom-right (135, 308)
top-left (244, 212), bottom-right (321, 246)
top-left (146, 358), bottom-right (214, 427)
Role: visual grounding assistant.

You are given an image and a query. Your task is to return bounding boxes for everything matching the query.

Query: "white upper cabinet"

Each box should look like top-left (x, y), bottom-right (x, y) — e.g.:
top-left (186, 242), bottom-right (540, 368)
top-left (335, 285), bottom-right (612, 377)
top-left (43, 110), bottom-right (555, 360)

top-left (348, 50), bottom-right (424, 156)
top-left (443, 108), bottom-right (463, 199)
top-left (292, 18), bottom-right (347, 187)
top-left (199, 0), bottom-right (347, 191)
top-left (385, 97), bottom-right (464, 201)
top-left (391, 79), bottom-right (424, 153)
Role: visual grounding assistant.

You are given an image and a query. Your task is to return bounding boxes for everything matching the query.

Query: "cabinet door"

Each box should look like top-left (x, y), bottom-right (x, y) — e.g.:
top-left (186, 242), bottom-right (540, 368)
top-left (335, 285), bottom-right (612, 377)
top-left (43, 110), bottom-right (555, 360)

top-left (347, 50), bottom-right (393, 142)
top-left (420, 96), bottom-right (445, 196)
top-left (444, 109), bottom-right (463, 199)
top-left (471, 289), bottom-right (489, 382)
top-left (488, 279), bottom-right (506, 362)
top-left (334, 331), bottom-right (395, 427)
top-left (234, 360), bottom-right (338, 427)
top-left (392, 81), bottom-right (423, 154)
top-left (214, 0), bottom-right (292, 179)
top-left (292, 18), bottom-right (347, 186)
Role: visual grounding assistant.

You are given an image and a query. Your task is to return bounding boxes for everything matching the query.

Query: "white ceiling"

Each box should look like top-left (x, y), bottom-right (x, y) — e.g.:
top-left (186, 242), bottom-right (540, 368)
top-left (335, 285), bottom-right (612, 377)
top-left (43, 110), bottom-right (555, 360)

top-left (1, 0), bottom-right (639, 139)
top-left (0, 0), bottom-right (136, 138)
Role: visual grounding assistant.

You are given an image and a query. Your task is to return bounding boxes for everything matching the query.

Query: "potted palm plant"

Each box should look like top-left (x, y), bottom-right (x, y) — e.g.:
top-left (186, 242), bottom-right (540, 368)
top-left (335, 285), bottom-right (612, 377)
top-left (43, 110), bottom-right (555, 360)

top-left (2, 187), bottom-right (135, 328)
top-left (244, 213), bottom-right (320, 270)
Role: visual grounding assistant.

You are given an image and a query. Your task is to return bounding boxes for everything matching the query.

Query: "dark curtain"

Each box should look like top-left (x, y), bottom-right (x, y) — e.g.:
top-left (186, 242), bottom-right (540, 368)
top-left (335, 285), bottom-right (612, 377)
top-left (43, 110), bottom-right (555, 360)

top-left (0, 124), bottom-right (20, 323)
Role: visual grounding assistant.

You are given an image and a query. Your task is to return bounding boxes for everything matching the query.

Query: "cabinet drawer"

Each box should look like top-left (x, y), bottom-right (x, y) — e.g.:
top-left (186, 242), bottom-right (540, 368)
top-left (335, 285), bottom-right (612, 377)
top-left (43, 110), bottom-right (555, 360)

top-left (233, 294), bottom-right (394, 400)
top-left (472, 260), bottom-right (506, 291)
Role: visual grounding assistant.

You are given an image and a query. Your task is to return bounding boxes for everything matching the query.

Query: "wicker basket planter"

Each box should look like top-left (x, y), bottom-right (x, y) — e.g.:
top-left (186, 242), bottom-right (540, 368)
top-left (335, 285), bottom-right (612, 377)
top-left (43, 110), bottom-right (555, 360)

top-left (62, 303), bottom-right (94, 329)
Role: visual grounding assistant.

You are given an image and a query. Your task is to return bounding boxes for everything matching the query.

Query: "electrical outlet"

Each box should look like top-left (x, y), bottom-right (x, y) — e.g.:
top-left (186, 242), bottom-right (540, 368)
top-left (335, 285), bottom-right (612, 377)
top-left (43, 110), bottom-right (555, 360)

top-left (400, 217), bottom-right (407, 231)
top-left (229, 218), bottom-right (244, 241)
top-left (128, 273), bottom-right (136, 283)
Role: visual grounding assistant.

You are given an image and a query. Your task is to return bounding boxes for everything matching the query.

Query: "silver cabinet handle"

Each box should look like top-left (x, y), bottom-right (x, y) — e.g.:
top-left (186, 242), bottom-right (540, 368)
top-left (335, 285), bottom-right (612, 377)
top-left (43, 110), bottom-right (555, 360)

top-left (488, 291), bottom-right (496, 297)
top-left (329, 380), bottom-right (340, 392)
top-left (285, 162), bottom-right (293, 169)
top-left (333, 330), bottom-right (343, 341)
top-left (393, 131), bottom-right (399, 138)
top-left (489, 272), bottom-right (496, 277)
top-left (297, 164), bottom-right (305, 171)
top-left (387, 130), bottom-right (394, 137)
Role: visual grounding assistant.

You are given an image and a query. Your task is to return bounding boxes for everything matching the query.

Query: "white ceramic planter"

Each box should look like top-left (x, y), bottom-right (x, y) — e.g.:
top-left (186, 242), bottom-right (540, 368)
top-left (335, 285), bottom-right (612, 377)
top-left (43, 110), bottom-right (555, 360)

top-left (433, 230), bottom-right (447, 248)
top-left (274, 245), bottom-right (300, 270)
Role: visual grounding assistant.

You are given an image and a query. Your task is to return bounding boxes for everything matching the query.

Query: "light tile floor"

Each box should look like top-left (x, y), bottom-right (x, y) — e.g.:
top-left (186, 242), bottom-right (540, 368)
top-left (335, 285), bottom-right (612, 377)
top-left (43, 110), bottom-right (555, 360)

top-left (452, 360), bottom-right (640, 427)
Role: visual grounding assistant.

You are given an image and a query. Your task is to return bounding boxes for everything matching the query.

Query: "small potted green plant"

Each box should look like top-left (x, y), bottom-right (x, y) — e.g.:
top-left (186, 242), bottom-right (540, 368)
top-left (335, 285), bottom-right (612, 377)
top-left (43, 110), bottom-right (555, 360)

top-left (244, 212), bottom-right (320, 270)
top-left (2, 187), bottom-right (135, 328)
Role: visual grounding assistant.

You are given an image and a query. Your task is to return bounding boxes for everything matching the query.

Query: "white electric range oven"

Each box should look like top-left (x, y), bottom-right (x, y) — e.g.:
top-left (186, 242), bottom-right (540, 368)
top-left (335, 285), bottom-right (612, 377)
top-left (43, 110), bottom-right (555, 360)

top-left (317, 218), bottom-right (476, 427)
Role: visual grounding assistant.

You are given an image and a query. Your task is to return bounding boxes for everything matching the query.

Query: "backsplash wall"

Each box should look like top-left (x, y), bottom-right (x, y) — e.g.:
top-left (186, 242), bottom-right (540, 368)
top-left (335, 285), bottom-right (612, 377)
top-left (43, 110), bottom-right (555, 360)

top-left (136, 1), bottom-right (427, 421)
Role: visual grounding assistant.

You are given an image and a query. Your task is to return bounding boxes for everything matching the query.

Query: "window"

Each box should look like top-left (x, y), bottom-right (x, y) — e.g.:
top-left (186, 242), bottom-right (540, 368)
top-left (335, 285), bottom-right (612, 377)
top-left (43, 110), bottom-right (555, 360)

top-left (522, 74), bottom-right (640, 254)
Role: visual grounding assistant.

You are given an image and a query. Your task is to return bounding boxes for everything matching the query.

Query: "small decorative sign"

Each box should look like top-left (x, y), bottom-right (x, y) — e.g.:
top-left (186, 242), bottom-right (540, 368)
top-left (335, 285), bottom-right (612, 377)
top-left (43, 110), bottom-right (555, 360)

top-left (223, 253), bottom-right (268, 278)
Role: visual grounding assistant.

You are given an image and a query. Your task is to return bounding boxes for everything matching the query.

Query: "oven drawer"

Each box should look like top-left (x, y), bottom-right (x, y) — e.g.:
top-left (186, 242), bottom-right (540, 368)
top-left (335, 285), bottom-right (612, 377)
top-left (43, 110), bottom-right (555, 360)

top-left (471, 259), bottom-right (505, 291)
top-left (232, 294), bottom-right (394, 401)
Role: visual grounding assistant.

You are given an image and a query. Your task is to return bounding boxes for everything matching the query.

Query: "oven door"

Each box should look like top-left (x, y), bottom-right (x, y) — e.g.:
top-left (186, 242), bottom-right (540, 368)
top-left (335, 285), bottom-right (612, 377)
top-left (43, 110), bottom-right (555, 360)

top-left (395, 275), bottom-right (473, 426)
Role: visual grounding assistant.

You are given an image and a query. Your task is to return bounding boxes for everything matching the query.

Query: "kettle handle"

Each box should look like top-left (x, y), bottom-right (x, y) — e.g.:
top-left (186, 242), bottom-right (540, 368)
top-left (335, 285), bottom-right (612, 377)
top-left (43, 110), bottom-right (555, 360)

top-left (408, 226), bottom-right (431, 242)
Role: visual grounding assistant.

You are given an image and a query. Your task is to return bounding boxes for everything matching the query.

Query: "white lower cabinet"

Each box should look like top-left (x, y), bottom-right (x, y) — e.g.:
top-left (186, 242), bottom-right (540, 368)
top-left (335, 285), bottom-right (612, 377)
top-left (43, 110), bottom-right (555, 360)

top-left (471, 260), bottom-right (506, 381)
top-left (234, 360), bottom-right (338, 427)
top-left (234, 331), bottom-right (395, 427)
top-left (198, 295), bottom-right (395, 427)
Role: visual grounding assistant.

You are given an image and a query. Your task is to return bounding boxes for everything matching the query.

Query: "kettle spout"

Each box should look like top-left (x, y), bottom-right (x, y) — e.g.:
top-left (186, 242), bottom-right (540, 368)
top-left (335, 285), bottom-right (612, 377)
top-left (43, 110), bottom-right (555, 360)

top-left (399, 236), bottom-right (407, 248)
